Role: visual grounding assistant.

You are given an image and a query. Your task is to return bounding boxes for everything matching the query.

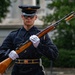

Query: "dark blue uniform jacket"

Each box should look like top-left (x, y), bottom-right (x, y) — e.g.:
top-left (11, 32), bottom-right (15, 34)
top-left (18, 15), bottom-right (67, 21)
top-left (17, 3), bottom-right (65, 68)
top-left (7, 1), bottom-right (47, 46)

top-left (0, 26), bottom-right (58, 61)
top-left (0, 26), bottom-right (58, 75)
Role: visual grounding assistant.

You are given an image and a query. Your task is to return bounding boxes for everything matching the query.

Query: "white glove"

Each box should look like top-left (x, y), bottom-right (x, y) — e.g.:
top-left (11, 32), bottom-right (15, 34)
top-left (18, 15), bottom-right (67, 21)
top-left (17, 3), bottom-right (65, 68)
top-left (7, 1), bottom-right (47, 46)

top-left (8, 50), bottom-right (19, 60)
top-left (29, 35), bottom-right (40, 48)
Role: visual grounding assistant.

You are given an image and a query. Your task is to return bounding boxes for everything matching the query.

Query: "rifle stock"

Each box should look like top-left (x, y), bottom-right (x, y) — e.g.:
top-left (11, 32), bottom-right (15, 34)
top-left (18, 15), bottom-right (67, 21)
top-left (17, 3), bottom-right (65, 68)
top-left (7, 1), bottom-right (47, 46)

top-left (0, 58), bottom-right (12, 74)
top-left (0, 11), bottom-right (75, 74)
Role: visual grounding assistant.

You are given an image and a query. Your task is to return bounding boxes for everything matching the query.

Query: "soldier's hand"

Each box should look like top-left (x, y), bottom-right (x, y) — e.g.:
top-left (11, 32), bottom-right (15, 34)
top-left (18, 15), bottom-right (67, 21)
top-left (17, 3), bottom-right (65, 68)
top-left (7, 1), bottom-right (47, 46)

top-left (8, 50), bottom-right (19, 60)
top-left (29, 35), bottom-right (40, 48)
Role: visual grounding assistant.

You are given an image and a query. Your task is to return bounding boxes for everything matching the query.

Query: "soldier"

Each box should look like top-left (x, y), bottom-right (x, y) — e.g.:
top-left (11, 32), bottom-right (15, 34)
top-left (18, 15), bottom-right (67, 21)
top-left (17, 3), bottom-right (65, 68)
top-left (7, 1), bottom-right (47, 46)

top-left (0, 5), bottom-right (58, 75)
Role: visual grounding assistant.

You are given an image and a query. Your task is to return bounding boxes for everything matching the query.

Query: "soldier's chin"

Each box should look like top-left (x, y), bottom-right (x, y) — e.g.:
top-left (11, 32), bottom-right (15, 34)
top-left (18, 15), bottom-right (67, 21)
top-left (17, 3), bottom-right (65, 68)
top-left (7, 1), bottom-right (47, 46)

top-left (26, 23), bottom-right (33, 26)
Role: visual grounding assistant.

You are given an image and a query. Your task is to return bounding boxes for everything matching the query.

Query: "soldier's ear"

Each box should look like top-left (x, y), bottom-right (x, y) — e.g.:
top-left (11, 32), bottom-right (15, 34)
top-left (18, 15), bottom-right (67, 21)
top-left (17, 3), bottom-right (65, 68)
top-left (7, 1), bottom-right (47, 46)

top-left (34, 15), bottom-right (37, 20)
top-left (21, 15), bottom-right (25, 20)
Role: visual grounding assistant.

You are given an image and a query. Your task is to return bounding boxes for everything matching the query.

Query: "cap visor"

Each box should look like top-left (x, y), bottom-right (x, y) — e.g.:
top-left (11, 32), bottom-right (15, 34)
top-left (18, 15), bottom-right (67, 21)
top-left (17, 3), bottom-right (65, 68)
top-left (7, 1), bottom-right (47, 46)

top-left (22, 13), bottom-right (35, 16)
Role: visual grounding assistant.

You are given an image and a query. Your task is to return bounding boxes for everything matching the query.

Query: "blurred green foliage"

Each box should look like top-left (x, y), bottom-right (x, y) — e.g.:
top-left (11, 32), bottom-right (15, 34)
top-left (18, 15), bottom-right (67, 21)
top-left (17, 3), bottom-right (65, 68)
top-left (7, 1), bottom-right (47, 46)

top-left (43, 0), bottom-right (75, 50)
top-left (53, 49), bottom-right (75, 68)
top-left (0, 0), bottom-right (11, 22)
top-left (42, 49), bottom-right (75, 68)
top-left (42, 0), bottom-right (75, 68)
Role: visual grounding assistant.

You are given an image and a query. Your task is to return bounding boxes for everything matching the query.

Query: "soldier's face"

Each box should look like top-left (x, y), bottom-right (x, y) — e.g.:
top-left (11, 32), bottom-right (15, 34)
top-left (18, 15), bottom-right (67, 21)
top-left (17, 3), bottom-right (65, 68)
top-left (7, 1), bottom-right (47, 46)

top-left (22, 15), bottom-right (37, 26)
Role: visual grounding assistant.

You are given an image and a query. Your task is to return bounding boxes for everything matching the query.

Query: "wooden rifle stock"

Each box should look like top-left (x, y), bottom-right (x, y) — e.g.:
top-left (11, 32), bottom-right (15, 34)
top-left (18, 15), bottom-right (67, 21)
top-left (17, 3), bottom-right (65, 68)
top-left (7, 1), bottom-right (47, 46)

top-left (0, 11), bottom-right (75, 74)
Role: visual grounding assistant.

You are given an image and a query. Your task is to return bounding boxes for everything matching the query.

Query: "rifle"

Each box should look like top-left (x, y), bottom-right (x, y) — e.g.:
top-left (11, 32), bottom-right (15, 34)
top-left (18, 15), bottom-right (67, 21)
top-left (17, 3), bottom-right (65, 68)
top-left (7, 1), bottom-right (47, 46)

top-left (0, 11), bottom-right (75, 74)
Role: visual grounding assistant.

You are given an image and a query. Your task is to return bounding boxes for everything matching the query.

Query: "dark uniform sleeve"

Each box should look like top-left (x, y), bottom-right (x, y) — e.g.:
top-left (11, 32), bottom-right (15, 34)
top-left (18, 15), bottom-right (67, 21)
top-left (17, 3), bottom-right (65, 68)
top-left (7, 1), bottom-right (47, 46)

top-left (0, 32), bottom-right (15, 62)
top-left (37, 34), bottom-right (58, 61)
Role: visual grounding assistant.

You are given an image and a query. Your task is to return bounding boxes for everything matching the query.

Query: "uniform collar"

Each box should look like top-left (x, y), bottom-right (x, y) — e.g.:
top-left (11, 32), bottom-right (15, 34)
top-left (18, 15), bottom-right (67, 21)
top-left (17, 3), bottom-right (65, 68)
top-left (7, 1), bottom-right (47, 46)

top-left (21, 26), bottom-right (39, 35)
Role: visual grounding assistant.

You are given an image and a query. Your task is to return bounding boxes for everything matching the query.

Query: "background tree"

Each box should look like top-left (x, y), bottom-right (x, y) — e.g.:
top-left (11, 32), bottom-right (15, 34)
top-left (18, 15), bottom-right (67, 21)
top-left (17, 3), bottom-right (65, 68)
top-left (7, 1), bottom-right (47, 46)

top-left (0, 0), bottom-right (11, 22)
top-left (44, 0), bottom-right (75, 50)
